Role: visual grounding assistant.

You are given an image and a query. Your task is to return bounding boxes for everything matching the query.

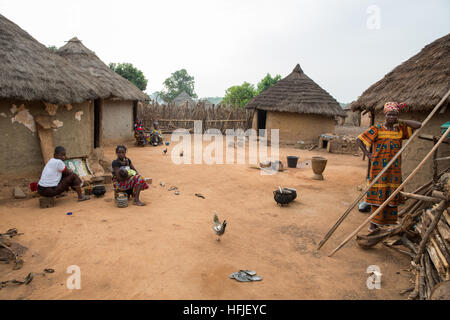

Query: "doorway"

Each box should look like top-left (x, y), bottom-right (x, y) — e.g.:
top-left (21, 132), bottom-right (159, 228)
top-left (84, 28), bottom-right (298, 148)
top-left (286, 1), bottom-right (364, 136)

top-left (133, 101), bottom-right (138, 124)
top-left (257, 109), bottom-right (267, 136)
top-left (94, 99), bottom-right (101, 148)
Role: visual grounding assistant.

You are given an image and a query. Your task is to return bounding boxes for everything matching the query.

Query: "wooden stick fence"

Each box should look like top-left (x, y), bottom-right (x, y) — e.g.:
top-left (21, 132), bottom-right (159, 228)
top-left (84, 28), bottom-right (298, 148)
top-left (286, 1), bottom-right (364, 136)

top-left (138, 101), bottom-right (253, 133)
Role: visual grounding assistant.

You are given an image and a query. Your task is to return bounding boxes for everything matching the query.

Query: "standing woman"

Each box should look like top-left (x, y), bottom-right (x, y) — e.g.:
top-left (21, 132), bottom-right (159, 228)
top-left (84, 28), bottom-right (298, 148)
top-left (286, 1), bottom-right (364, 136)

top-left (356, 102), bottom-right (421, 232)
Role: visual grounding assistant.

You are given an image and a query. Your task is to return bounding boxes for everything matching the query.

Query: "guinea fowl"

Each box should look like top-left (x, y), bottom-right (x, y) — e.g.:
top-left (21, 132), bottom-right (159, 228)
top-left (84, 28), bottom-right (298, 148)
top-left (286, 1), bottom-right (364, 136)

top-left (213, 211), bottom-right (227, 241)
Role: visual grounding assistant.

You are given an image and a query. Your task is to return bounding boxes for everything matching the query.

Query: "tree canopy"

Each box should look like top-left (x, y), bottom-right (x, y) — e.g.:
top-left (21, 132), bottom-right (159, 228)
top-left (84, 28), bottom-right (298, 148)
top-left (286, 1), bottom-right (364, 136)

top-left (161, 69), bottom-right (197, 102)
top-left (222, 73), bottom-right (281, 108)
top-left (47, 45), bottom-right (57, 52)
top-left (222, 82), bottom-right (256, 108)
top-left (256, 73), bottom-right (281, 95)
top-left (109, 62), bottom-right (148, 91)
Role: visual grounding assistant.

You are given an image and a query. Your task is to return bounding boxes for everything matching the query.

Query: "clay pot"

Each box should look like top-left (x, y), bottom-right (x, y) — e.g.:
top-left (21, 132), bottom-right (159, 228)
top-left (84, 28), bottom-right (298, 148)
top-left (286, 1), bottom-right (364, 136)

top-left (311, 156), bottom-right (328, 180)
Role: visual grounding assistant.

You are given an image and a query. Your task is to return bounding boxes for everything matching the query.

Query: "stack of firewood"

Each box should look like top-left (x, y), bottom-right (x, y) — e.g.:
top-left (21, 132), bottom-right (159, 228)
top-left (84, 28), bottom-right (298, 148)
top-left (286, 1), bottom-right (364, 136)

top-left (406, 173), bottom-right (449, 300)
top-left (406, 202), bottom-right (449, 299)
top-left (356, 170), bottom-right (449, 299)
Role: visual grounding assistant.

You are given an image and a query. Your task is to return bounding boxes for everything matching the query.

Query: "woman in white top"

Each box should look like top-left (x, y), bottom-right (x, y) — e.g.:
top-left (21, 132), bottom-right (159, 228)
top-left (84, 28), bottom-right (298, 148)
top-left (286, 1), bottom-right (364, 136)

top-left (37, 146), bottom-right (90, 201)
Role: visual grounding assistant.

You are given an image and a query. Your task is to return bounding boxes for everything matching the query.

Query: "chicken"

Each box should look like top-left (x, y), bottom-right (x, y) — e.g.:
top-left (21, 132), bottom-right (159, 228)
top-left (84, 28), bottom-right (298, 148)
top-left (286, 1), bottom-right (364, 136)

top-left (180, 150), bottom-right (184, 157)
top-left (213, 211), bottom-right (227, 241)
top-left (163, 148), bottom-right (168, 154)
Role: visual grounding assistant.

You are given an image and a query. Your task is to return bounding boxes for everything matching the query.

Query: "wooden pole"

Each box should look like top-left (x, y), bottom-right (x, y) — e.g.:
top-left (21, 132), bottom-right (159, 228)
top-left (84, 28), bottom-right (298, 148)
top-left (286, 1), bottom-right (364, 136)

top-left (399, 191), bottom-right (441, 203)
top-left (317, 89), bottom-right (450, 250)
top-left (328, 125), bottom-right (450, 257)
top-left (413, 201), bottom-right (447, 264)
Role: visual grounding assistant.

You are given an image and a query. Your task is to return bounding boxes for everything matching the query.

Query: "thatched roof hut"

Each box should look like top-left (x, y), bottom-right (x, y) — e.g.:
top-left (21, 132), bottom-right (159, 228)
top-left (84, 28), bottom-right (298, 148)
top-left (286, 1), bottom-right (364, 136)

top-left (349, 33), bottom-right (450, 192)
top-left (246, 64), bottom-right (344, 144)
top-left (246, 64), bottom-right (345, 117)
top-left (56, 37), bottom-right (148, 102)
top-left (173, 90), bottom-right (196, 108)
top-left (350, 33), bottom-right (450, 113)
top-left (0, 14), bottom-right (104, 105)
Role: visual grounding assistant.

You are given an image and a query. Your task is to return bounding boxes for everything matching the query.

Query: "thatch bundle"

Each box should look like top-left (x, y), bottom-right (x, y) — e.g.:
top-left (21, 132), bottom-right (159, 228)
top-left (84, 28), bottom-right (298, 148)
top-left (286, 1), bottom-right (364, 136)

top-left (351, 33), bottom-right (450, 113)
top-left (246, 64), bottom-right (345, 118)
top-left (56, 37), bottom-right (148, 102)
top-left (0, 14), bottom-right (105, 104)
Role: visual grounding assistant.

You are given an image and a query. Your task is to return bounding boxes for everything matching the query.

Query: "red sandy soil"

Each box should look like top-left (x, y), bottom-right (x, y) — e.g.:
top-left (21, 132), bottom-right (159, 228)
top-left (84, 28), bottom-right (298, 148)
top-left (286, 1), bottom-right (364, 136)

top-left (0, 138), bottom-right (411, 299)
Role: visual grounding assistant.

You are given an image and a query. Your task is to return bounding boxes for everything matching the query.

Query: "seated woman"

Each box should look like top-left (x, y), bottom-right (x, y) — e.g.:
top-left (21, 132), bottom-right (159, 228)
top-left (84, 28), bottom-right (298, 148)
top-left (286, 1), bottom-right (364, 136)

top-left (150, 121), bottom-right (163, 146)
top-left (37, 146), bottom-right (90, 201)
top-left (112, 145), bottom-right (149, 206)
top-left (134, 118), bottom-right (150, 146)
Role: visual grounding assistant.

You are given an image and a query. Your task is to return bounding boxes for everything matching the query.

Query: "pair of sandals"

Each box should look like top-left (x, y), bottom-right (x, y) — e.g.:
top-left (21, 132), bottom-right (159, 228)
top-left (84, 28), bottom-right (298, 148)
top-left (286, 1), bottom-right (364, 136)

top-left (230, 270), bottom-right (262, 282)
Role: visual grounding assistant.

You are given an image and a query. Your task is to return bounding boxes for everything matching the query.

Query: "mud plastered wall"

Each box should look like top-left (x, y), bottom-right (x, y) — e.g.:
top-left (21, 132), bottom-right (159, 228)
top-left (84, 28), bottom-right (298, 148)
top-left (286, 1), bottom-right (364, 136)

top-left (0, 99), bottom-right (93, 177)
top-left (102, 99), bottom-right (134, 144)
top-left (265, 111), bottom-right (335, 144)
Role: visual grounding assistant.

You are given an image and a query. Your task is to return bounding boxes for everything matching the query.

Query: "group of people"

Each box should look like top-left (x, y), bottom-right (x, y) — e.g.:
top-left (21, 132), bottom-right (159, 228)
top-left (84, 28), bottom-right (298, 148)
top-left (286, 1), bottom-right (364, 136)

top-left (134, 120), bottom-right (163, 147)
top-left (37, 145), bottom-right (151, 206)
top-left (36, 101), bottom-right (421, 233)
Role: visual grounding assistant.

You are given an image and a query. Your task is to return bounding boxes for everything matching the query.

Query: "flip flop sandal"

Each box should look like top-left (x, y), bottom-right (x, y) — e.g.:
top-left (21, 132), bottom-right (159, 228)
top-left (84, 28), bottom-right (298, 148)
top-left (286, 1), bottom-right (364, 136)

top-left (240, 270), bottom-right (257, 276)
top-left (230, 271), bottom-right (262, 282)
top-left (233, 272), bottom-right (252, 282)
top-left (78, 196), bottom-right (90, 202)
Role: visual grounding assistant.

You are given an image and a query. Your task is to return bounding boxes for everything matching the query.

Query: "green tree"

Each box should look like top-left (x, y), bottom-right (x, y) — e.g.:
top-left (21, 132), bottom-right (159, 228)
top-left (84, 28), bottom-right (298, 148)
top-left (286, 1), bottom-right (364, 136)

top-left (222, 82), bottom-right (256, 108)
top-left (161, 69), bottom-right (197, 102)
top-left (109, 62), bottom-right (148, 91)
top-left (256, 73), bottom-right (281, 95)
top-left (47, 45), bottom-right (57, 52)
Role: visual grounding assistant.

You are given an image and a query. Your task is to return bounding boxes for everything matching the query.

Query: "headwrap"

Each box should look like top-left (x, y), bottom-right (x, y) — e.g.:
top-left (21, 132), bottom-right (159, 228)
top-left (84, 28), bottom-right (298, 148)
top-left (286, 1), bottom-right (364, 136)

top-left (383, 102), bottom-right (406, 114)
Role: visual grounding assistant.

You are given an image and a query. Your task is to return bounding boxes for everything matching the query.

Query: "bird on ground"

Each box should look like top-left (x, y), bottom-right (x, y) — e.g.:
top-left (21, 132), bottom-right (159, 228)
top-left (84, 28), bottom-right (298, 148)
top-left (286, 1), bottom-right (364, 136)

top-left (180, 150), bottom-right (184, 157)
top-left (163, 148), bottom-right (168, 154)
top-left (213, 211), bottom-right (227, 241)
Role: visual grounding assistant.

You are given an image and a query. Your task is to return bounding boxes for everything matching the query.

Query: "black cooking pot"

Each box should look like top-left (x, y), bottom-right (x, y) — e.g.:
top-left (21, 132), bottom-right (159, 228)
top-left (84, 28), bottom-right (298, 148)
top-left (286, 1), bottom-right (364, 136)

top-left (92, 185), bottom-right (106, 197)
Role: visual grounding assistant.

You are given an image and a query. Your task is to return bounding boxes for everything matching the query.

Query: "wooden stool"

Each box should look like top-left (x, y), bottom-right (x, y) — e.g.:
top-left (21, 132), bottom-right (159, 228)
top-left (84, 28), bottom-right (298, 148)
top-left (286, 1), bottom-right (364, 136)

top-left (39, 196), bottom-right (55, 208)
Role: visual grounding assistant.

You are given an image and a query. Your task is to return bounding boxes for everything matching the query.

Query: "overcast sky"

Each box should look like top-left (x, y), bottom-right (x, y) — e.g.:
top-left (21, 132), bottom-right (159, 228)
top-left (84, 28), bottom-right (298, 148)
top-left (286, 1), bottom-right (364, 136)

top-left (1, 0), bottom-right (449, 102)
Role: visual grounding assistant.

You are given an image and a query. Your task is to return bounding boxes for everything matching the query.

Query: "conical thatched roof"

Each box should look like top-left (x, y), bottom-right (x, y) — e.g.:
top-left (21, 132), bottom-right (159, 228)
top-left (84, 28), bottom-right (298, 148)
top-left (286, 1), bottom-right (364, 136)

top-left (246, 64), bottom-right (345, 117)
top-left (57, 37), bottom-right (148, 102)
top-left (0, 14), bottom-right (104, 104)
top-left (351, 33), bottom-right (450, 113)
top-left (173, 90), bottom-right (196, 107)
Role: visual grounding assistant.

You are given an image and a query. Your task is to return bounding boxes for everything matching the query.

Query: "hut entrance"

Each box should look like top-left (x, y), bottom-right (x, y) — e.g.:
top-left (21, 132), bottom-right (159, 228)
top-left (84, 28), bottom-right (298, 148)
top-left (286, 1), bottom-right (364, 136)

top-left (257, 109), bottom-right (267, 136)
top-left (133, 101), bottom-right (138, 124)
top-left (94, 99), bottom-right (101, 148)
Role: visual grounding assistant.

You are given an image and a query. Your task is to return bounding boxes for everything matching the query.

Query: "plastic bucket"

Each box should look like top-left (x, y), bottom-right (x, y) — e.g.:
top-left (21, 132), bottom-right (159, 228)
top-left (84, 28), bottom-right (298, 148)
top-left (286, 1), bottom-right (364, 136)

top-left (286, 156), bottom-right (299, 168)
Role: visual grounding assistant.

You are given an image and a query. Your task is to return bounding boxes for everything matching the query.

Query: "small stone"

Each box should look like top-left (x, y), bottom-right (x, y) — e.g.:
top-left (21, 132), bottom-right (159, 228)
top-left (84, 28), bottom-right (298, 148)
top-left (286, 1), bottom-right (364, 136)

top-left (13, 187), bottom-right (26, 199)
top-left (160, 182), bottom-right (165, 187)
top-left (174, 191), bottom-right (180, 195)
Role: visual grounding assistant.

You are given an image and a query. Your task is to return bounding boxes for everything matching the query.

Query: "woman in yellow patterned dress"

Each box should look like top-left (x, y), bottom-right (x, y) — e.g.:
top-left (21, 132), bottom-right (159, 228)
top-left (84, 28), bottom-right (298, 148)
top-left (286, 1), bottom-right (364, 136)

top-left (356, 102), bottom-right (421, 232)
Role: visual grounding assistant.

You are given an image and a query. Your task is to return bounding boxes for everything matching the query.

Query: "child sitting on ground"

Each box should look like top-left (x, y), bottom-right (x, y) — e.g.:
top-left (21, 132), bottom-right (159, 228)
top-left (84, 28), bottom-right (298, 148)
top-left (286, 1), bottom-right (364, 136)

top-left (37, 146), bottom-right (90, 202)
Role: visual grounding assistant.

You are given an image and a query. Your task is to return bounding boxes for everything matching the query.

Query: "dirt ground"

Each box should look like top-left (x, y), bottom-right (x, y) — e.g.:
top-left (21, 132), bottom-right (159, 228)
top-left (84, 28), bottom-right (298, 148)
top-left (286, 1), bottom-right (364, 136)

top-left (0, 137), bottom-right (412, 299)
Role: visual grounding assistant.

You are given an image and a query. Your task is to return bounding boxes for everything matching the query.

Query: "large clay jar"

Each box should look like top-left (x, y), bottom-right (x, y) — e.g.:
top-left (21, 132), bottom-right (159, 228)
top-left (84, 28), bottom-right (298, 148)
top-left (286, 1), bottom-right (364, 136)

top-left (311, 156), bottom-right (328, 180)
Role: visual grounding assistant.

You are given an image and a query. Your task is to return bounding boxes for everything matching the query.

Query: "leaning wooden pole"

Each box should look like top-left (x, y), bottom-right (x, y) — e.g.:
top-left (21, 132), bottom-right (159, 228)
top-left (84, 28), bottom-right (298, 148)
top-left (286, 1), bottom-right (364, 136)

top-left (328, 125), bottom-right (450, 257)
top-left (317, 89), bottom-right (450, 250)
